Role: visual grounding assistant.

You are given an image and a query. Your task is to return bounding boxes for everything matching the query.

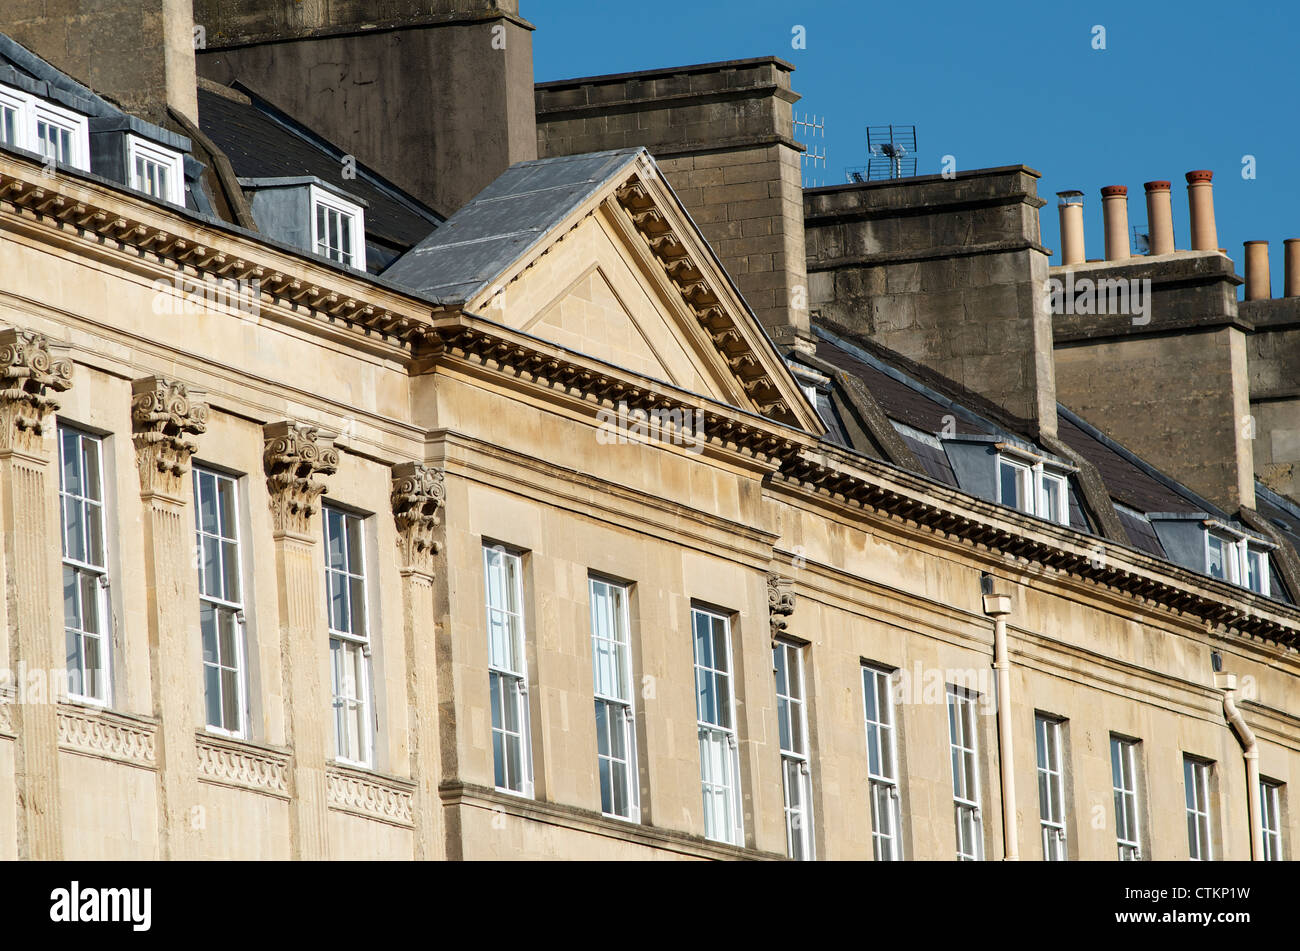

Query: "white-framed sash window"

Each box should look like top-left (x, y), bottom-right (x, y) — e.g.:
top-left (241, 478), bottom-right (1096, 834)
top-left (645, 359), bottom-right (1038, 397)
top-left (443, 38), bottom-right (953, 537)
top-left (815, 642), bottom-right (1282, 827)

top-left (774, 639), bottom-right (814, 859)
top-left (862, 664), bottom-right (901, 861)
top-left (946, 685), bottom-right (983, 860)
top-left (325, 506), bottom-right (373, 767)
top-left (59, 425), bottom-right (111, 705)
top-left (194, 467), bottom-right (247, 737)
top-left (1111, 736), bottom-right (1143, 860)
top-left (590, 577), bottom-right (638, 821)
top-left (1035, 714), bottom-right (1067, 860)
top-left (484, 544), bottom-right (533, 796)
top-left (693, 606), bottom-right (743, 846)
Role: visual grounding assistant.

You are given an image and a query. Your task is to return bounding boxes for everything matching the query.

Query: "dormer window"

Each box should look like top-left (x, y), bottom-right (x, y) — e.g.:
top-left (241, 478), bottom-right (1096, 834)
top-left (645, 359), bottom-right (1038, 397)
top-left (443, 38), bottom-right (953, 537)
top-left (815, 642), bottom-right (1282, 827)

top-left (0, 83), bottom-right (90, 170)
top-left (997, 455), bottom-right (1069, 525)
top-left (1205, 529), bottom-right (1271, 596)
top-left (127, 134), bottom-right (184, 204)
top-left (310, 185), bottom-right (365, 268)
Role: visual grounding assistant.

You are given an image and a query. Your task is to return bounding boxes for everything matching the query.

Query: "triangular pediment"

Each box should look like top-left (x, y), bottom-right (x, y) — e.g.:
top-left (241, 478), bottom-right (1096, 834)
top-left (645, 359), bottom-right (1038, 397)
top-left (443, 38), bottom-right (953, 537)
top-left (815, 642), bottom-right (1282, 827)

top-left (453, 151), bottom-right (822, 432)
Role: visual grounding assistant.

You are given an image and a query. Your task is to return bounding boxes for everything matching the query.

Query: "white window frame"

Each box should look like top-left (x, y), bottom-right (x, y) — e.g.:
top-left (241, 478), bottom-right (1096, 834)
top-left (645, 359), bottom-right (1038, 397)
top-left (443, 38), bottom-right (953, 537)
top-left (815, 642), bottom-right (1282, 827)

top-left (58, 425), bottom-right (112, 706)
top-left (692, 606), bottom-right (743, 846)
top-left (774, 639), bottom-right (814, 860)
top-left (862, 664), bottom-right (902, 861)
top-left (1183, 756), bottom-right (1213, 861)
top-left (0, 85), bottom-right (22, 149)
top-left (1035, 714), bottom-right (1067, 860)
top-left (1242, 544), bottom-right (1270, 596)
top-left (946, 685), bottom-right (984, 860)
top-left (1205, 531), bottom-right (1238, 584)
top-left (0, 82), bottom-right (90, 171)
top-left (325, 505), bottom-right (374, 768)
top-left (589, 576), bottom-right (639, 822)
top-left (194, 467), bottom-right (247, 738)
top-left (309, 184), bottom-right (365, 270)
top-left (998, 455), bottom-right (1069, 526)
top-left (1260, 779), bottom-right (1284, 861)
top-left (484, 544), bottom-right (533, 798)
top-left (1111, 736), bottom-right (1143, 860)
top-left (127, 134), bottom-right (185, 205)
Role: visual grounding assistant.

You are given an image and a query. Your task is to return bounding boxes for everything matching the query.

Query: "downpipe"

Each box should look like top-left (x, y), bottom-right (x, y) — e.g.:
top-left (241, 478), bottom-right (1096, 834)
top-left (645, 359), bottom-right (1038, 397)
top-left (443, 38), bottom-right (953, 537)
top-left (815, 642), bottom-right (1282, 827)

top-left (984, 591), bottom-right (1018, 861)
top-left (1216, 671), bottom-right (1262, 861)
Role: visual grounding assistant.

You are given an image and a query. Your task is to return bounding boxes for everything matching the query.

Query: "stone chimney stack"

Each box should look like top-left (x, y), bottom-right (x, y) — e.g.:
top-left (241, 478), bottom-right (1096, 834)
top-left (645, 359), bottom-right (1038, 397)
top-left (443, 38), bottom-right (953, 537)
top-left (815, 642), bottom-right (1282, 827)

top-left (804, 166), bottom-right (1058, 437)
top-left (193, 0), bottom-right (538, 215)
top-left (3, 0), bottom-right (200, 124)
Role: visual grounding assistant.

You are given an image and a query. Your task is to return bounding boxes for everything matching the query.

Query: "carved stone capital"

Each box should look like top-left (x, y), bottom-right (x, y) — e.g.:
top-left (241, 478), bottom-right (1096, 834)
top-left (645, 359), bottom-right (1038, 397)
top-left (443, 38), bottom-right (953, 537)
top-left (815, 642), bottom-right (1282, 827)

top-left (768, 572), bottom-right (796, 640)
top-left (391, 462), bottom-right (446, 573)
top-left (263, 421), bottom-right (338, 537)
top-left (131, 376), bottom-right (208, 497)
top-left (0, 328), bottom-right (73, 455)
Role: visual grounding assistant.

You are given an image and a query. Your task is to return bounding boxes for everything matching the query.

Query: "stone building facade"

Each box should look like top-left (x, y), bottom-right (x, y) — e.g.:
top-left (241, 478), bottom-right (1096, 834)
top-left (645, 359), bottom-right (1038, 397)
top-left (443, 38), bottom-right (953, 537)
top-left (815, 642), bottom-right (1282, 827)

top-left (0, 1), bottom-right (1296, 862)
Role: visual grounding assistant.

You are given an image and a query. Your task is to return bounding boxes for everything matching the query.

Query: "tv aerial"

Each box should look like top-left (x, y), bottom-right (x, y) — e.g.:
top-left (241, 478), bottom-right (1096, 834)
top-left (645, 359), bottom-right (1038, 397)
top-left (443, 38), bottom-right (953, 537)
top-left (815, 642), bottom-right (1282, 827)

top-left (846, 124), bottom-right (918, 182)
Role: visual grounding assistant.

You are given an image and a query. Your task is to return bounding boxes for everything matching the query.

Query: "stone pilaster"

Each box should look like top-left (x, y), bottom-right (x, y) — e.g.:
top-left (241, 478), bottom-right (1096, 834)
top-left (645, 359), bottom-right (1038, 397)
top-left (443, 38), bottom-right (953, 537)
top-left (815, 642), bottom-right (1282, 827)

top-left (391, 462), bottom-right (445, 860)
top-left (263, 421), bottom-right (337, 860)
top-left (0, 329), bottom-right (72, 859)
top-left (131, 375), bottom-right (208, 859)
top-left (767, 573), bottom-right (795, 642)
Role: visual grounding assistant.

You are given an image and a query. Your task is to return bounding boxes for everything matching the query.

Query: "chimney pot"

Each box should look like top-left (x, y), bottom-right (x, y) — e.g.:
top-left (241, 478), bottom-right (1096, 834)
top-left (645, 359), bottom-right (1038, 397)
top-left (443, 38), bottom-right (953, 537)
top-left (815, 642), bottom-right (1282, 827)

top-left (1057, 191), bottom-right (1086, 265)
top-left (1100, 186), bottom-right (1130, 260)
top-left (1143, 180), bottom-right (1175, 255)
top-left (1284, 239), bottom-right (1300, 297)
top-left (1244, 241), bottom-right (1271, 300)
top-left (1186, 170), bottom-right (1219, 251)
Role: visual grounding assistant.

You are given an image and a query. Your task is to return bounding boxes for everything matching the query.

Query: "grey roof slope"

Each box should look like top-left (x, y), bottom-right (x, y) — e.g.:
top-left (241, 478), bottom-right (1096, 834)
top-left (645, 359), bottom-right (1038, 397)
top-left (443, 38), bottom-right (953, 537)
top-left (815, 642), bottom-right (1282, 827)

top-left (384, 148), bottom-right (647, 304)
top-left (197, 83), bottom-right (443, 251)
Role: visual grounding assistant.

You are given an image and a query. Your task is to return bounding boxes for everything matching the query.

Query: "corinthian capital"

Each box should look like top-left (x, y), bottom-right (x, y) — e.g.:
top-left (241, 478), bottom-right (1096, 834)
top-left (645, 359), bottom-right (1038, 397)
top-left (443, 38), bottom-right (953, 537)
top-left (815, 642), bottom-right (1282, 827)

top-left (263, 421), bottom-right (338, 537)
top-left (391, 462), bottom-right (446, 573)
top-left (767, 572), bottom-right (796, 640)
top-left (131, 376), bottom-right (208, 497)
top-left (0, 328), bottom-right (73, 454)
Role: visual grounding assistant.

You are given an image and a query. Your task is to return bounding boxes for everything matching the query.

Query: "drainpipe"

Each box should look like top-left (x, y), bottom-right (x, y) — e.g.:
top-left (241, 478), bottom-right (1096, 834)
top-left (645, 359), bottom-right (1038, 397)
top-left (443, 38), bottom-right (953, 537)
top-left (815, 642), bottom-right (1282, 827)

top-left (1215, 671), bottom-right (1262, 860)
top-left (983, 590), bottom-right (1018, 861)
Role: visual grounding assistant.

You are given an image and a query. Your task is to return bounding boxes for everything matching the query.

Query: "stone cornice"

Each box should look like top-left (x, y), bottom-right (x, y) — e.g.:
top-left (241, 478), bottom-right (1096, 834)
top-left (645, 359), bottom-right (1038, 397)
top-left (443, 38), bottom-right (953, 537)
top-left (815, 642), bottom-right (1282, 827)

top-left (0, 160), bottom-right (428, 352)
top-left (613, 175), bottom-right (801, 426)
top-left (421, 316), bottom-right (807, 468)
top-left (777, 448), bottom-right (1300, 649)
top-left (438, 781), bottom-right (783, 861)
top-left (131, 375), bottom-right (208, 498)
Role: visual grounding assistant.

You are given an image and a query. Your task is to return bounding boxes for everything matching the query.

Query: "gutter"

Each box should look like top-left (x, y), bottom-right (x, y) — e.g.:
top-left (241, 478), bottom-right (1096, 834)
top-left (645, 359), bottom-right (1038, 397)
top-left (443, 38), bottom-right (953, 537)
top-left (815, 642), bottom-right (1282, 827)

top-left (983, 589), bottom-right (1018, 860)
top-left (1215, 671), bottom-right (1263, 860)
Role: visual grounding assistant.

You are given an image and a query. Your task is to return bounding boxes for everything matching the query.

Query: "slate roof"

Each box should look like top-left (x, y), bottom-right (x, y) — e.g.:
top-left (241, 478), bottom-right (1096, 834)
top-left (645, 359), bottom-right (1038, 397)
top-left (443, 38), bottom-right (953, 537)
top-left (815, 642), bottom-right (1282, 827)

top-left (384, 148), bottom-right (647, 304)
top-left (197, 83), bottom-right (443, 254)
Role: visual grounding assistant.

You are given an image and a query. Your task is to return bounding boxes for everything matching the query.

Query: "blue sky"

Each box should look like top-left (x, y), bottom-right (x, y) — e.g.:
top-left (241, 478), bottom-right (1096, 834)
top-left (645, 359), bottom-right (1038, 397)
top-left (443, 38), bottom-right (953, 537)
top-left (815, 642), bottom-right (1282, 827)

top-left (531, 0), bottom-right (1300, 289)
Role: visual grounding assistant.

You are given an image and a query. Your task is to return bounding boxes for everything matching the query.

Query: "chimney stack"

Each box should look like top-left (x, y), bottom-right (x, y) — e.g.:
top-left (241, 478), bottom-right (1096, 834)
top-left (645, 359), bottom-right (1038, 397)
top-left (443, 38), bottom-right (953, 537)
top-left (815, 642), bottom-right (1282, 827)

top-left (1144, 181), bottom-right (1175, 255)
top-left (194, 0), bottom-right (538, 215)
top-left (1101, 186), bottom-right (1130, 260)
top-left (1057, 191), bottom-right (1086, 265)
top-left (1284, 239), bottom-right (1300, 297)
top-left (3, 0), bottom-right (199, 124)
top-left (1186, 170), bottom-right (1219, 251)
top-left (1244, 242), bottom-right (1271, 300)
